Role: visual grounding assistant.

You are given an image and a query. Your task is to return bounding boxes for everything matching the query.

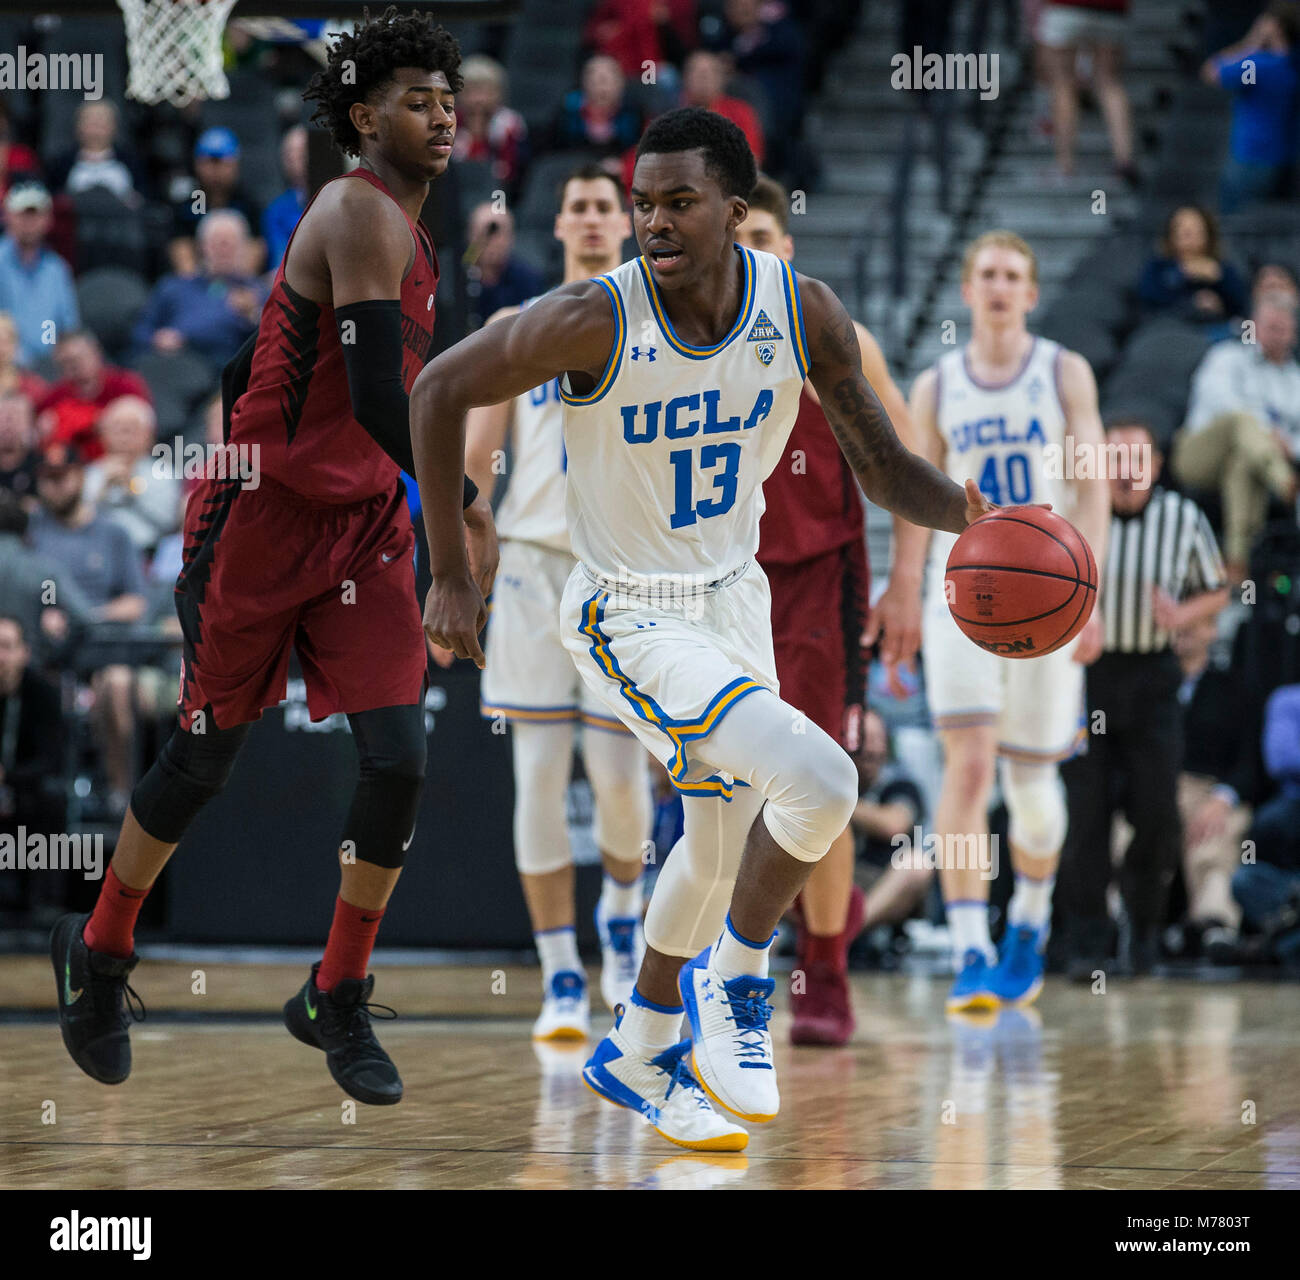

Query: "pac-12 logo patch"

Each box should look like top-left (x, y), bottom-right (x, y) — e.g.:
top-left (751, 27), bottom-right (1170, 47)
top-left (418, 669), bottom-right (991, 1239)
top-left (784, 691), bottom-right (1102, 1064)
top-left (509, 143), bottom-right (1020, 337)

top-left (754, 342), bottom-right (776, 366)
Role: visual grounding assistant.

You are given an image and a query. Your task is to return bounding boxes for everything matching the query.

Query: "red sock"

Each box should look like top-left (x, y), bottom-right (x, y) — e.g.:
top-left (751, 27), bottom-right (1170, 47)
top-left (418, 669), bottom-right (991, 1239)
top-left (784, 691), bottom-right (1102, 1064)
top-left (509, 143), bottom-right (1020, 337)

top-left (803, 928), bottom-right (849, 972)
top-left (83, 865), bottom-right (150, 958)
top-left (317, 897), bottom-right (385, 992)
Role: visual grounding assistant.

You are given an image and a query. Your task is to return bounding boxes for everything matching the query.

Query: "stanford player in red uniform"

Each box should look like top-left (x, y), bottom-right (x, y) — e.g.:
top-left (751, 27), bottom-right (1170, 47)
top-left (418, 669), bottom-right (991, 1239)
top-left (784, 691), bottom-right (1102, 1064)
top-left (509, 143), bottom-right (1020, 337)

top-left (50, 11), bottom-right (494, 1106)
top-left (741, 177), bottom-right (925, 1045)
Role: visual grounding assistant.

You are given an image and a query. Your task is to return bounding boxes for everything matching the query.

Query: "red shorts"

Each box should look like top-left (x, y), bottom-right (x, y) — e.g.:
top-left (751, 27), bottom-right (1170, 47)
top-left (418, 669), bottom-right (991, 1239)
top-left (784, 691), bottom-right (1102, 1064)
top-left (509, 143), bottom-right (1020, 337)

top-left (764, 539), bottom-right (870, 750)
top-left (175, 476), bottom-right (426, 731)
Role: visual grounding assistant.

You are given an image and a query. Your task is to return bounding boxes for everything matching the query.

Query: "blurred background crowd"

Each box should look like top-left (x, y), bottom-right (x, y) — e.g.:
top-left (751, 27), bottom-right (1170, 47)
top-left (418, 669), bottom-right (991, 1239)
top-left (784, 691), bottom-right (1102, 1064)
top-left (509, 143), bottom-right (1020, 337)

top-left (1, 0), bottom-right (1299, 980)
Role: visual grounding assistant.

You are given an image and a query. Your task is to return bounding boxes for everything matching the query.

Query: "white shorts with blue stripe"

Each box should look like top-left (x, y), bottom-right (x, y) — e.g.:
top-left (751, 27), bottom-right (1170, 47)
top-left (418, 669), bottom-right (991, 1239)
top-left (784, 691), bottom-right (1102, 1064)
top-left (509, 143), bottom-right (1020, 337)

top-left (559, 558), bottom-right (781, 799)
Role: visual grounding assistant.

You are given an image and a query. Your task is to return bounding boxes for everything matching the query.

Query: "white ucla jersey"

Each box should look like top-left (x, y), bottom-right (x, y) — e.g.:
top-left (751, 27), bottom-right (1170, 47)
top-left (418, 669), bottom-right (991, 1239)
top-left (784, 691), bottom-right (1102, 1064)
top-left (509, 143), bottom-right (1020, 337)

top-left (928, 335), bottom-right (1070, 571)
top-left (494, 298), bottom-right (570, 553)
top-left (561, 245), bottom-right (808, 581)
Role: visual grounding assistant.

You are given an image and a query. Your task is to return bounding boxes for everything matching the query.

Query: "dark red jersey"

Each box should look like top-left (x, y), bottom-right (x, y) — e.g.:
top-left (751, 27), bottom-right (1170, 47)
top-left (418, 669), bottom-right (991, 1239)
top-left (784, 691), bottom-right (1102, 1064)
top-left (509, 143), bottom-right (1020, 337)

top-left (228, 167), bottom-right (439, 504)
top-left (758, 386), bottom-right (865, 567)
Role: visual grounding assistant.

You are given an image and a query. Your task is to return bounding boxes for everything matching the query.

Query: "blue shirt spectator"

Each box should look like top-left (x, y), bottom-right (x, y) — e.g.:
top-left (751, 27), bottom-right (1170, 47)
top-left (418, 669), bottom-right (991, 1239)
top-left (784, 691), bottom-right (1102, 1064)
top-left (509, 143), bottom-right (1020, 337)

top-left (262, 126), bottom-right (307, 271)
top-left (0, 184), bottom-right (79, 367)
top-left (132, 210), bottom-right (265, 369)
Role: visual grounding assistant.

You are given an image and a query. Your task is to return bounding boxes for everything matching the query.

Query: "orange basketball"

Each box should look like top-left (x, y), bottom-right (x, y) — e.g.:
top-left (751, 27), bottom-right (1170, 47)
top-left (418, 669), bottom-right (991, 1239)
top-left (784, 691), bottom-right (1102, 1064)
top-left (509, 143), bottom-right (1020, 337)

top-left (945, 506), bottom-right (1097, 658)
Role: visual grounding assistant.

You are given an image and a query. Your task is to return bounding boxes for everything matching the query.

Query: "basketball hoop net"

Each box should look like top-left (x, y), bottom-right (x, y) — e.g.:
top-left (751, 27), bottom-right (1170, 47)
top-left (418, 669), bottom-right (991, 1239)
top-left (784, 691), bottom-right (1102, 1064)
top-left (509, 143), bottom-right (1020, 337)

top-left (116, 0), bottom-right (240, 107)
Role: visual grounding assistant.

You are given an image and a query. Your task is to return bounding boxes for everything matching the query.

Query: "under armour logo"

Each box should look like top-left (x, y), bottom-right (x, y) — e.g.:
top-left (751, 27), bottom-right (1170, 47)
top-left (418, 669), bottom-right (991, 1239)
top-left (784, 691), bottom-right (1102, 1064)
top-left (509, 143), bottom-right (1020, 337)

top-left (631, 346), bottom-right (656, 361)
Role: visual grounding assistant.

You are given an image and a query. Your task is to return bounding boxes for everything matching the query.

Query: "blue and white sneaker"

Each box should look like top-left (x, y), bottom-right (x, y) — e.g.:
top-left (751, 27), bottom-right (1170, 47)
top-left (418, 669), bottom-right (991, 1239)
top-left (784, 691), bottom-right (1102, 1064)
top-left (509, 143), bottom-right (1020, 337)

top-left (946, 948), bottom-right (998, 1013)
top-left (595, 901), bottom-right (644, 1015)
top-left (988, 925), bottom-right (1046, 1006)
top-left (678, 948), bottom-right (778, 1123)
top-left (532, 970), bottom-right (589, 1042)
top-left (582, 1022), bottom-right (748, 1151)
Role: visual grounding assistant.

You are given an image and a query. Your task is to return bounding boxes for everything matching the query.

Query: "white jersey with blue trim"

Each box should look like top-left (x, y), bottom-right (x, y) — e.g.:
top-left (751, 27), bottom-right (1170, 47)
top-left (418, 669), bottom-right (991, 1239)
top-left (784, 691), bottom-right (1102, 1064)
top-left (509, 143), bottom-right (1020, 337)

top-left (928, 335), bottom-right (1070, 573)
top-left (493, 297), bottom-right (570, 554)
top-left (560, 244), bottom-right (809, 582)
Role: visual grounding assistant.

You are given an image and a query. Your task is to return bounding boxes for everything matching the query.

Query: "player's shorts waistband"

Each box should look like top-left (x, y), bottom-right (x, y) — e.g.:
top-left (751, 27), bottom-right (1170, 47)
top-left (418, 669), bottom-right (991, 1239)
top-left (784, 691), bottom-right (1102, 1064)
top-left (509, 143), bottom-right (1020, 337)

top-left (578, 558), bottom-right (751, 604)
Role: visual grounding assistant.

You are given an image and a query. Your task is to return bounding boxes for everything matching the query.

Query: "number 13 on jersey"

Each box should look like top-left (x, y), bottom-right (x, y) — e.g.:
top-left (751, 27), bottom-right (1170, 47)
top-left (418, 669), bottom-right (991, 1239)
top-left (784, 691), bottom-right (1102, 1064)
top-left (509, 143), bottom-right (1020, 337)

top-left (669, 442), bottom-right (741, 528)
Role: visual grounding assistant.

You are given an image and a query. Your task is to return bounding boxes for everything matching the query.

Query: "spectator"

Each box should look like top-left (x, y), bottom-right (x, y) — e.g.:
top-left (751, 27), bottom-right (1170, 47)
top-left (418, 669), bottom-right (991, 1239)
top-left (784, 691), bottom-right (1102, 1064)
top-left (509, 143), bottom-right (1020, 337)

top-left (45, 100), bottom-right (147, 205)
top-left (0, 488), bottom-right (91, 665)
top-left (1251, 260), bottom-right (1299, 303)
top-left (462, 202), bottom-right (545, 332)
top-left (0, 312), bottom-right (47, 404)
top-left (0, 97), bottom-right (41, 204)
top-left (0, 613), bottom-right (68, 927)
top-left (28, 441), bottom-right (147, 813)
top-left (0, 183), bottom-right (79, 367)
top-left (1174, 618), bottom-right (1255, 961)
top-left (35, 330), bottom-right (152, 464)
top-left (1037, 0), bottom-right (1138, 184)
top-left (680, 50), bottom-right (764, 164)
top-left (83, 396), bottom-right (181, 556)
top-left (0, 391), bottom-right (39, 504)
top-left (451, 57), bottom-right (530, 200)
top-left (1058, 421), bottom-right (1228, 980)
top-left (170, 128), bottom-right (264, 276)
top-left (1202, 3), bottom-right (1300, 212)
top-left (584, 0), bottom-right (697, 81)
top-left (550, 54), bottom-right (644, 157)
top-left (1137, 206), bottom-right (1249, 331)
top-left (262, 125), bottom-right (307, 272)
top-left (1232, 684), bottom-right (1300, 970)
top-left (702, 0), bottom-right (806, 180)
top-left (132, 210), bottom-right (266, 371)
top-left (1174, 290), bottom-right (1300, 579)
top-left (849, 706), bottom-right (931, 936)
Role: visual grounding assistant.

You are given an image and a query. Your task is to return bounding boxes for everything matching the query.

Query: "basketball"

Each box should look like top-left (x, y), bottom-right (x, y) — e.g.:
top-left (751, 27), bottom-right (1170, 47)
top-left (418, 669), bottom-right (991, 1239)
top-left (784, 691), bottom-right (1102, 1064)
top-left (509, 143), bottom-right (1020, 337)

top-left (945, 506), bottom-right (1097, 658)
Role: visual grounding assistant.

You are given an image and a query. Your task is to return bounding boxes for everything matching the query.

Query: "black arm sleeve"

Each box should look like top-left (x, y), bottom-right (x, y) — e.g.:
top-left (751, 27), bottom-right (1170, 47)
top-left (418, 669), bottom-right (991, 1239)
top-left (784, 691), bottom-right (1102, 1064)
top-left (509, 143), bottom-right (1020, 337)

top-left (335, 299), bottom-right (477, 509)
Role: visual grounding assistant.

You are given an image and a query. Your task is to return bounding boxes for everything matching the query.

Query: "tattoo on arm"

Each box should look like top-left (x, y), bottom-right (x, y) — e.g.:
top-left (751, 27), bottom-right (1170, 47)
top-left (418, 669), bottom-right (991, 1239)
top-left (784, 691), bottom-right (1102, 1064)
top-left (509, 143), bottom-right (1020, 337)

top-left (815, 315), bottom-right (966, 534)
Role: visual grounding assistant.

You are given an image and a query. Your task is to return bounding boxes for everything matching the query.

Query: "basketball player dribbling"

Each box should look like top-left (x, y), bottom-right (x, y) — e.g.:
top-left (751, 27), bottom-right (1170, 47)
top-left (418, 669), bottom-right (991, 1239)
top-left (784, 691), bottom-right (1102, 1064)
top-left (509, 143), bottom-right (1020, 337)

top-left (461, 165), bottom-right (651, 1040)
top-left (906, 231), bottom-right (1110, 1013)
top-left (736, 175), bottom-right (925, 1047)
top-left (416, 107), bottom-right (995, 1151)
top-left (50, 11), bottom-right (494, 1106)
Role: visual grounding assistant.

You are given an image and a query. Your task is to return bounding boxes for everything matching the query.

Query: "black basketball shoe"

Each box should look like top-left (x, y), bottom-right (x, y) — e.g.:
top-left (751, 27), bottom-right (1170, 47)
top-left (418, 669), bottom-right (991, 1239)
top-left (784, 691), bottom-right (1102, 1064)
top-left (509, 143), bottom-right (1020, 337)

top-left (283, 962), bottom-right (403, 1105)
top-left (50, 912), bottom-right (145, 1085)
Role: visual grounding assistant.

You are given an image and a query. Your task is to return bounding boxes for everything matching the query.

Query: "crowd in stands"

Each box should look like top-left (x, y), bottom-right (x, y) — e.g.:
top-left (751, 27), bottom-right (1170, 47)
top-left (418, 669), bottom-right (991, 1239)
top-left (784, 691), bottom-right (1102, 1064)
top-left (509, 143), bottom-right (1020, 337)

top-left (1, 2), bottom-right (1299, 974)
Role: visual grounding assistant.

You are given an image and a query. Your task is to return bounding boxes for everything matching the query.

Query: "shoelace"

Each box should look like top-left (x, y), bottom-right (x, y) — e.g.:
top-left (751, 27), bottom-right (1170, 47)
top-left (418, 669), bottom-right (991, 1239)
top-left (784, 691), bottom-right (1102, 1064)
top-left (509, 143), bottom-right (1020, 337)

top-left (95, 975), bottom-right (146, 1026)
top-left (656, 1044), bottom-right (712, 1112)
top-left (1006, 928), bottom-right (1039, 977)
top-left (725, 989), bottom-right (773, 1061)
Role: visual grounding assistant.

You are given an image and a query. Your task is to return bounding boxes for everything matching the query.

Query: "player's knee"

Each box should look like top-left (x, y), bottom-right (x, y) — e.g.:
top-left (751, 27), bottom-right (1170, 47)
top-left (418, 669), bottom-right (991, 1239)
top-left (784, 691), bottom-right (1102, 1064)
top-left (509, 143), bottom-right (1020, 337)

top-left (1003, 762), bottom-right (1067, 856)
top-left (591, 778), bottom-right (650, 862)
top-left (131, 722), bottom-right (250, 843)
top-left (765, 738), bottom-right (858, 861)
top-left (946, 750), bottom-right (997, 809)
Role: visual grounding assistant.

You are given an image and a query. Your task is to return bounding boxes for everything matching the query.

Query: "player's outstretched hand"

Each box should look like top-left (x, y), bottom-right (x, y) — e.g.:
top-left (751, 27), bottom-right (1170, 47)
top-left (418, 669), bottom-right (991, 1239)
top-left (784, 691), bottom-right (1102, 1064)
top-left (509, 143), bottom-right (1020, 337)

top-left (424, 572), bottom-right (487, 669)
top-left (463, 491), bottom-right (499, 601)
top-left (863, 577), bottom-right (922, 698)
top-left (963, 478), bottom-right (997, 524)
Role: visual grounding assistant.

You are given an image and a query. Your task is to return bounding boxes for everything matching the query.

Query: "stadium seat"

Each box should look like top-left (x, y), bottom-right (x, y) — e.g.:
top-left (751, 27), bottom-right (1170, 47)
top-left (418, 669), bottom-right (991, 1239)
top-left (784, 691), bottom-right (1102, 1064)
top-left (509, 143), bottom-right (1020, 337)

top-left (516, 150), bottom-right (605, 234)
top-left (76, 267), bottom-right (150, 360)
top-left (71, 187), bottom-right (149, 276)
top-left (131, 349), bottom-right (219, 430)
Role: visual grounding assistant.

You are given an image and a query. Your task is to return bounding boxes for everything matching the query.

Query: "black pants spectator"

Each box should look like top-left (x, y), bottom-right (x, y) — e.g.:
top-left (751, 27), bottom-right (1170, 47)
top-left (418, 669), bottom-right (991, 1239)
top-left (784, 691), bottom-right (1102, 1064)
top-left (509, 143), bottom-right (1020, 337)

top-left (1058, 650), bottom-right (1185, 949)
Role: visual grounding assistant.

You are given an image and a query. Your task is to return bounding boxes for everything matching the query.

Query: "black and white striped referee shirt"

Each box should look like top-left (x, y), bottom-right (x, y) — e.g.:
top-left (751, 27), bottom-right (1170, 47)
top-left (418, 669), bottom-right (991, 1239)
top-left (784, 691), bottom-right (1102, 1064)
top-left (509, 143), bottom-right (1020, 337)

top-left (1101, 486), bottom-right (1226, 653)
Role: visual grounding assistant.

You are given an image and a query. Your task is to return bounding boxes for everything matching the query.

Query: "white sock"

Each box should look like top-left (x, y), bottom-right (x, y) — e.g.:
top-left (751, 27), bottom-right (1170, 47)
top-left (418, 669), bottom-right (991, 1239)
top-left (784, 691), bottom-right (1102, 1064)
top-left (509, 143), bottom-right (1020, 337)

top-left (711, 914), bottom-right (771, 981)
top-left (535, 926), bottom-right (581, 987)
top-left (599, 868), bottom-right (642, 920)
top-left (947, 902), bottom-right (994, 967)
top-left (1007, 872), bottom-right (1055, 931)
top-left (621, 991), bottom-right (683, 1054)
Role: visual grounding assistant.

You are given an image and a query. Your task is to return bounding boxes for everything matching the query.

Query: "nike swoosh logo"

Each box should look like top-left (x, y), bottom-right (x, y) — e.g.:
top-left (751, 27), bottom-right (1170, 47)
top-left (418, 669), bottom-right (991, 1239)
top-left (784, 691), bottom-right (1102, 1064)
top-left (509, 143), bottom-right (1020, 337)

top-left (381, 552), bottom-right (395, 563)
top-left (304, 987), bottom-right (318, 1020)
top-left (402, 826), bottom-right (416, 851)
top-left (64, 960), bottom-right (82, 1005)
top-left (360, 915), bottom-right (381, 924)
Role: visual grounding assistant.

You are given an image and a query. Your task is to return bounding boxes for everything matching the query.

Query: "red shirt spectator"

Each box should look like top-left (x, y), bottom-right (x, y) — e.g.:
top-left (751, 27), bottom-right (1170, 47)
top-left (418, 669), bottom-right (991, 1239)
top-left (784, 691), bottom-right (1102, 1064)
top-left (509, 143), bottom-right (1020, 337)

top-left (680, 50), bottom-right (765, 165)
top-left (453, 55), bottom-right (529, 197)
top-left (585, 0), bottom-right (697, 78)
top-left (35, 331), bottom-right (152, 462)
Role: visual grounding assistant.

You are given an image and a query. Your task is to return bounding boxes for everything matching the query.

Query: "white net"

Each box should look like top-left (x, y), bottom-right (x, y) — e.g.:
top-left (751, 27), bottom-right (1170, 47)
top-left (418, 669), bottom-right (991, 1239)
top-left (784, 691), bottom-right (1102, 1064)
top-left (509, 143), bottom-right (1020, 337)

top-left (116, 0), bottom-right (241, 108)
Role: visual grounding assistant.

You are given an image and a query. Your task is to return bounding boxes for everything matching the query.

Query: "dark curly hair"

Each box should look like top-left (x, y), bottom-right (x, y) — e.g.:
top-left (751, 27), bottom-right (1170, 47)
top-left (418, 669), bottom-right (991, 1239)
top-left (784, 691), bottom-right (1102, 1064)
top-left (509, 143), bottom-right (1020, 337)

top-left (304, 6), bottom-right (463, 157)
top-left (635, 107), bottom-right (756, 200)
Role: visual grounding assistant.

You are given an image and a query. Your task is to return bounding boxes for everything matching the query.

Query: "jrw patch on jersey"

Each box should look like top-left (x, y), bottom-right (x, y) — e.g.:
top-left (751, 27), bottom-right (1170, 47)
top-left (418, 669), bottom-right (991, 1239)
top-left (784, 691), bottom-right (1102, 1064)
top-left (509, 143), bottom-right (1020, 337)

top-left (746, 309), bottom-right (784, 366)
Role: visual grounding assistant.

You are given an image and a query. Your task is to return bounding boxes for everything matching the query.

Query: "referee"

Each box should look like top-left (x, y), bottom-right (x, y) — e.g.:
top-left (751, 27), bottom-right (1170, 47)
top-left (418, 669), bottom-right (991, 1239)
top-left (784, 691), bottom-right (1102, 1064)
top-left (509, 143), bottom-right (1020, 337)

top-left (1058, 419), bottom-right (1229, 980)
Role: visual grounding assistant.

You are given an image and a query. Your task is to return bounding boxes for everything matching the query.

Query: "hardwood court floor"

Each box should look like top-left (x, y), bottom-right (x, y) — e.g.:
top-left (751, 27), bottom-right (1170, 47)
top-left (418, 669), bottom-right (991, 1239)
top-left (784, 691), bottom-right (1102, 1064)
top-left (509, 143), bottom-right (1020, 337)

top-left (2, 958), bottom-right (1299, 1190)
